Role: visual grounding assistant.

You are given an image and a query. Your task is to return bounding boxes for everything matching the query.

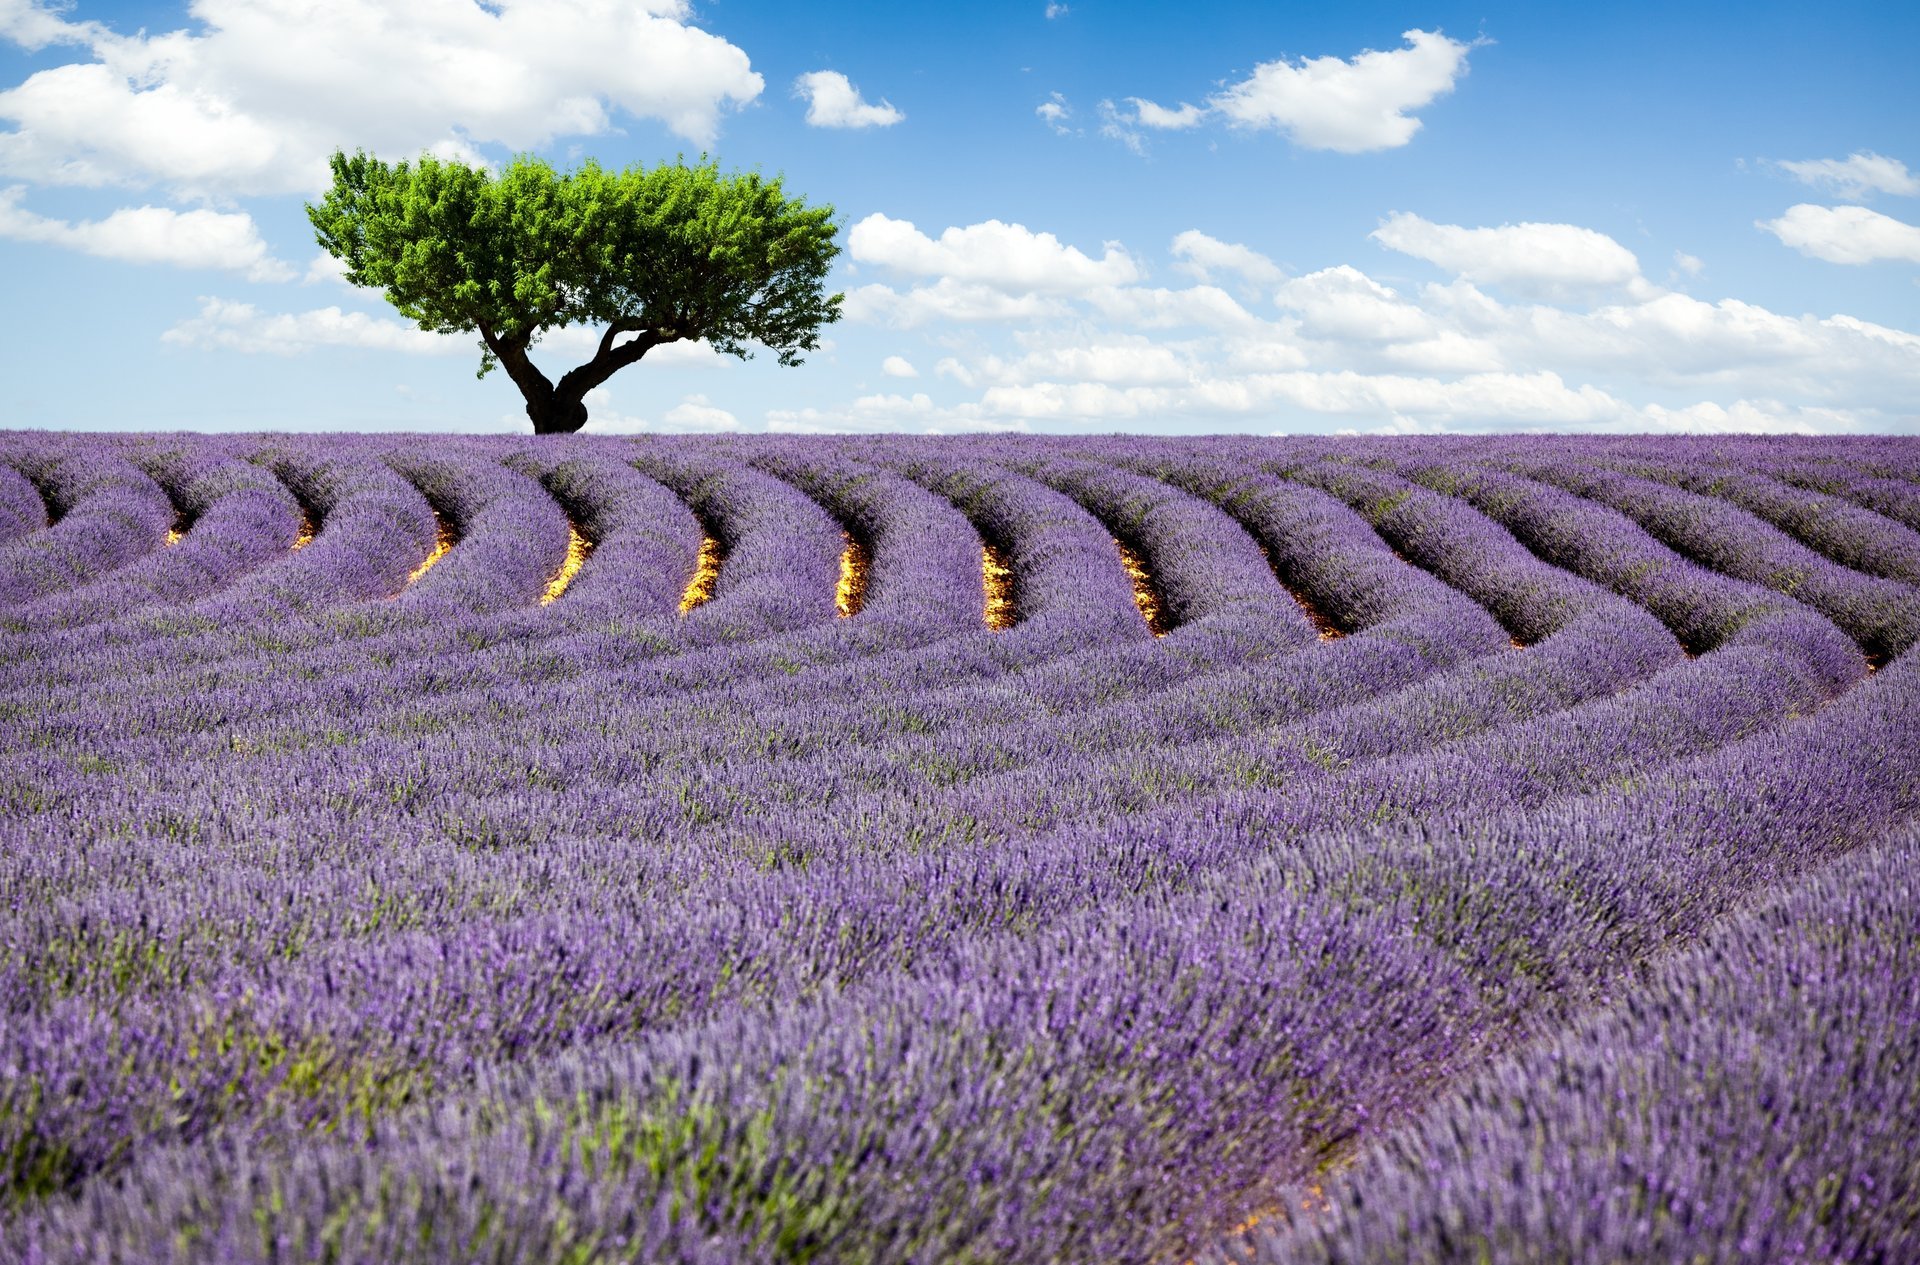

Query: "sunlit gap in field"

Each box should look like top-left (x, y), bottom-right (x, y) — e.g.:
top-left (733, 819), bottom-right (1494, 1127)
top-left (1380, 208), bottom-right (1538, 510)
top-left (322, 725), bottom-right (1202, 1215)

top-left (836, 531), bottom-right (870, 619)
top-left (1115, 537), bottom-right (1172, 637)
top-left (1196, 1183), bottom-right (1333, 1264)
top-left (163, 511), bottom-right (190, 547)
top-left (540, 520), bottom-right (593, 605)
top-left (982, 543), bottom-right (1017, 632)
top-left (291, 508), bottom-right (317, 550)
top-left (405, 512), bottom-right (456, 586)
top-left (679, 534), bottom-right (724, 613)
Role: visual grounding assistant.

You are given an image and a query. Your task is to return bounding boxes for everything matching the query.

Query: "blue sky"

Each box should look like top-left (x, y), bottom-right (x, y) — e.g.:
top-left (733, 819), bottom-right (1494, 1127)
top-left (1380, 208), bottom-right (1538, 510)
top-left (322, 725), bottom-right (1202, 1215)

top-left (2, 0), bottom-right (1917, 434)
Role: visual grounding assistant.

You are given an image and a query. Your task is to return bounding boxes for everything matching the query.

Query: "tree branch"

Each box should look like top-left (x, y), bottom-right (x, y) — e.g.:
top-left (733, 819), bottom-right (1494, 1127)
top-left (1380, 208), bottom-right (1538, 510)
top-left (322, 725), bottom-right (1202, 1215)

top-left (596, 319), bottom-right (642, 360)
top-left (555, 331), bottom-right (672, 402)
top-left (477, 320), bottom-right (555, 404)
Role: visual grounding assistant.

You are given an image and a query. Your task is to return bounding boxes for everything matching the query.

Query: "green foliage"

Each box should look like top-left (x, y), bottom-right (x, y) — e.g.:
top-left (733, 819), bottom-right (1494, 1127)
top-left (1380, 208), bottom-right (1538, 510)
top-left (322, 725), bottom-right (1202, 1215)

top-left (307, 151), bottom-right (842, 432)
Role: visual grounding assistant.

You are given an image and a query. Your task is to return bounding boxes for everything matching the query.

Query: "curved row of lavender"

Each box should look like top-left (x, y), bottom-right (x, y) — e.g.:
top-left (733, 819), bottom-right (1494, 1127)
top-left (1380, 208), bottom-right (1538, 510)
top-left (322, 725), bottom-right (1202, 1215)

top-left (0, 430), bottom-right (1915, 1263)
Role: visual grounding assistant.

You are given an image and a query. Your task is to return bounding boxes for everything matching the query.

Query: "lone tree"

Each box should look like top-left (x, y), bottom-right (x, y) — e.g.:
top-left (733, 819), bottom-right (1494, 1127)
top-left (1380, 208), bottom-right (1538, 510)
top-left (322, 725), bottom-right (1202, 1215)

top-left (307, 151), bottom-right (841, 434)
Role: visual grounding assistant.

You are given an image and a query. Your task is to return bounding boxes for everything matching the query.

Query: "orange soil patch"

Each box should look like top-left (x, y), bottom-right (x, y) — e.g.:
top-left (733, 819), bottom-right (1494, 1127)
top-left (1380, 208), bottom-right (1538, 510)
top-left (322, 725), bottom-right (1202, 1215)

top-left (836, 531), bottom-right (871, 619)
top-left (982, 543), bottom-right (1017, 631)
top-left (540, 520), bottom-right (593, 606)
top-left (680, 534), bottom-right (724, 613)
top-left (406, 514), bottom-right (455, 585)
top-left (291, 508), bottom-right (317, 551)
top-left (1116, 537), bottom-right (1172, 637)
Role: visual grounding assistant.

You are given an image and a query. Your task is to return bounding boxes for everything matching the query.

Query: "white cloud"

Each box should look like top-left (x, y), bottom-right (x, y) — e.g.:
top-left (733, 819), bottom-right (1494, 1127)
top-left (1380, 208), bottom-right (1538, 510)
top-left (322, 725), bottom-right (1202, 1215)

top-left (577, 382), bottom-right (738, 432)
top-left (1638, 398), bottom-right (1866, 435)
top-left (945, 337), bottom-right (1198, 389)
top-left (1422, 278), bottom-right (1920, 391)
top-left (881, 354), bottom-right (918, 378)
top-left (1084, 282), bottom-right (1262, 331)
top-left (663, 393), bottom-right (739, 431)
top-left (1036, 91), bottom-right (1073, 135)
top-left (0, 0), bottom-right (104, 50)
top-left (1276, 265), bottom-right (1436, 342)
top-left (1045, 2), bottom-right (1068, 18)
top-left (1170, 229), bottom-right (1284, 289)
top-left (0, 0), bottom-right (763, 197)
top-left (0, 185), bottom-right (292, 279)
top-left (1097, 99), bottom-right (1145, 155)
top-left (1209, 29), bottom-right (1475, 152)
top-left (844, 279), bottom-right (1072, 328)
top-left (579, 387), bottom-right (649, 433)
top-left (303, 251), bottom-right (350, 286)
top-left (767, 390), bottom-right (1013, 435)
top-left (1371, 211), bottom-right (1643, 298)
top-left (1774, 152), bottom-right (1919, 201)
top-left (160, 297), bottom-right (460, 354)
top-left (1758, 203), bottom-right (1920, 265)
top-left (835, 206), bottom-right (1920, 434)
top-left (793, 70), bottom-right (903, 129)
top-left (1128, 98), bottom-right (1207, 129)
top-left (848, 213), bottom-right (1141, 290)
top-left (972, 369), bottom-right (1627, 428)
top-left (1673, 250), bottom-right (1704, 277)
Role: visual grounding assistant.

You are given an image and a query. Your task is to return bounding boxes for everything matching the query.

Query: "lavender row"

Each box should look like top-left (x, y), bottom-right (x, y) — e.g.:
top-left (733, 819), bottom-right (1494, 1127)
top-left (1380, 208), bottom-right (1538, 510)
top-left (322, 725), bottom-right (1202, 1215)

top-left (1488, 454), bottom-right (1920, 665)
top-left (0, 464), bottom-right (1850, 1199)
top-left (10, 628), bottom-right (1915, 1263)
top-left (1388, 459), bottom-right (1862, 689)
top-left (0, 445), bottom-right (174, 611)
top-left (1231, 818), bottom-right (1920, 1264)
top-left (1612, 455), bottom-right (1920, 586)
top-left (0, 461), bottom-right (47, 544)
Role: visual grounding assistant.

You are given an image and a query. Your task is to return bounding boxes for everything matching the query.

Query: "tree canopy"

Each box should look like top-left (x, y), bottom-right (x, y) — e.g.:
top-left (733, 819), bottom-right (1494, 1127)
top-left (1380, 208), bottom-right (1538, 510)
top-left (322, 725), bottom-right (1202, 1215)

top-left (307, 152), bottom-right (842, 434)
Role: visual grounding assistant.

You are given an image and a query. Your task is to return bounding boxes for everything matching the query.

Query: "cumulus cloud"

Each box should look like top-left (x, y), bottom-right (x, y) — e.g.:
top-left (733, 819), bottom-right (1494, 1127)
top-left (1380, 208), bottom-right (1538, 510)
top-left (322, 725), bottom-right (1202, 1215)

top-left (805, 202), bottom-right (1920, 433)
top-left (848, 213), bottom-right (1141, 290)
top-left (766, 390), bottom-right (1014, 435)
top-left (662, 393), bottom-right (739, 430)
top-left (942, 337), bottom-right (1198, 390)
top-left (1638, 398), bottom-right (1865, 435)
top-left (1036, 92), bottom-right (1073, 135)
top-left (1045, 2), bottom-right (1068, 18)
top-left (1276, 265), bottom-right (1436, 343)
top-left (844, 279), bottom-right (1072, 328)
top-left (1371, 211), bottom-right (1643, 298)
top-left (881, 355), bottom-right (918, 378)
top-left (160, 297), bottom-right (460, 355)
top-left (1096, 99), bottom-right (1146, 155)
top-left (0, 0), bottom-right (103, 49)
top-left (794, 70), bottom-right (903, 129)
top-left (1759, 204), bottom-right (1920, 265)
top-left (1170, 230), bottom-right (1284, 289)
top-left (0, 0), bottom-right (763, 197)
top-left (1774, 151), bottom-right (1919, 201)
top-left (1207, 29), bottom-right (1475, 152)
top-left (0, 185), bottom-right (292, 279)
top-left (973, 369), bottom-right (1627, 428)
top-left (303, 251), bottom-right (350, 286)
top-left (1128, 98), bottom-right (1207, 130)
top-left (1084, 283), bottom-right (1262, 331)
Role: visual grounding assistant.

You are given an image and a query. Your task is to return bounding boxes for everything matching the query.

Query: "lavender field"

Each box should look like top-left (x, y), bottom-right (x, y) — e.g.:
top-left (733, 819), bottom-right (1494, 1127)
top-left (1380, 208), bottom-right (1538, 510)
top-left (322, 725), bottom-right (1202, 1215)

top-left (2, 430), bottom-right (1917, 1263)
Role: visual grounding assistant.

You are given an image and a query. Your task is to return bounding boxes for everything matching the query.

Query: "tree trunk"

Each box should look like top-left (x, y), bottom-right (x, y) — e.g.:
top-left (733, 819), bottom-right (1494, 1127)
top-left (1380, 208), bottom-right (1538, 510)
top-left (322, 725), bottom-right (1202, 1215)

top-left (525, 392), bottom-right (590, 435)
top-left (481, 321), bottom-right (662, 435)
